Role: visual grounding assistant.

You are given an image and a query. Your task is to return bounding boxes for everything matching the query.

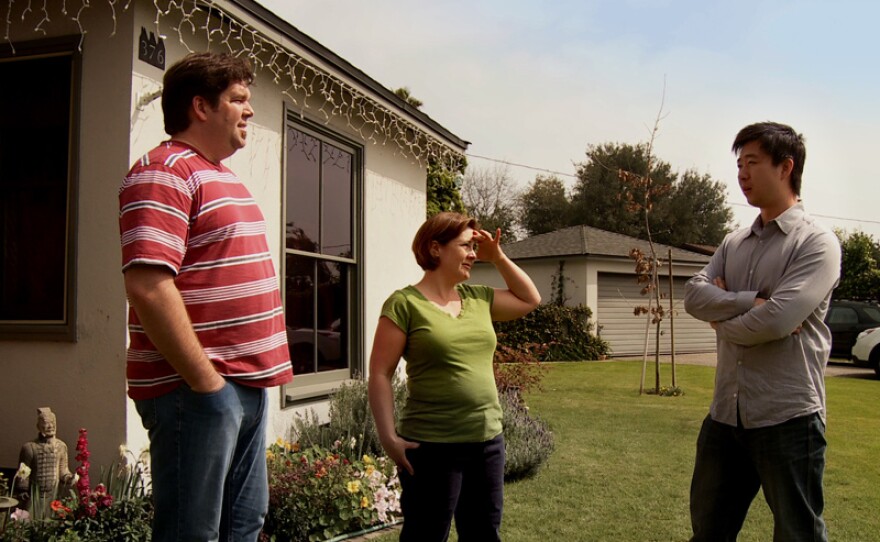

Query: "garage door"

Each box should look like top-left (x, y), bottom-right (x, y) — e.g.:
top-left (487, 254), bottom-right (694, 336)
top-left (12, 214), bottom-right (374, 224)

top-left (597, 272), bottom-right (716, 357)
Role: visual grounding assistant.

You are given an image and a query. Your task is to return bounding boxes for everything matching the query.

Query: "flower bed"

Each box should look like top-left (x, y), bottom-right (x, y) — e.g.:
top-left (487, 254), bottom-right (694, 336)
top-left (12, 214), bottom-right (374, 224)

top-left (0, 429), bottom-right (152, 542)
top-left (261, 438), bottom-right (401, 542)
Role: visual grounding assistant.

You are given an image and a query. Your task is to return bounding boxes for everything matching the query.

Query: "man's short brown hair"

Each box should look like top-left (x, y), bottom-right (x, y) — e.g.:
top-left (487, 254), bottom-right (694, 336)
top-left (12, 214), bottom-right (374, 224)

top-left (162, 52), bottom-right (254, 135)
top-left (412, 212), bottom-right (479, 271)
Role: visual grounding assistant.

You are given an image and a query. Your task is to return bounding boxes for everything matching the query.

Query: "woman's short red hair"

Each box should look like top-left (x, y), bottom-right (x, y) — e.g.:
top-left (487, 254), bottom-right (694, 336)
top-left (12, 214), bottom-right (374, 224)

top-left (412, 212), bottom-right (480, 271)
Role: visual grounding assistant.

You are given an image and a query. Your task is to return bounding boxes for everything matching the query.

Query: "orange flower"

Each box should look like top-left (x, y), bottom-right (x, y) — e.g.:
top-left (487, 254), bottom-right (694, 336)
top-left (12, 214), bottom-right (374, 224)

top-left (51, 499), bottom-right (72, 517)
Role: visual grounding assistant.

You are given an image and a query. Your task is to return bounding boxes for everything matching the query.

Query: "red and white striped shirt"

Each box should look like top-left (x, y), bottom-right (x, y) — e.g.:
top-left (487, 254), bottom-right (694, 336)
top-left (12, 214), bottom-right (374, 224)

top-left (120, 141), bottom-right (292, 400)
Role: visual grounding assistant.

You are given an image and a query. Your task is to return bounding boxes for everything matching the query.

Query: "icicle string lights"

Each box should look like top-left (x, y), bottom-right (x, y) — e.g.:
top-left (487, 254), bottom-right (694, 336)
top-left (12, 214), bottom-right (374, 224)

top-left (2, 0), bottom-right (463, 167)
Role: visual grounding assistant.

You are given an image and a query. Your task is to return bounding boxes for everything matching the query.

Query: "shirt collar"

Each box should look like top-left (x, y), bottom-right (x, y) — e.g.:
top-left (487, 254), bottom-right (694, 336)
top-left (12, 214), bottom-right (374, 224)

top-left (749, 202), bottom-right (805, 236)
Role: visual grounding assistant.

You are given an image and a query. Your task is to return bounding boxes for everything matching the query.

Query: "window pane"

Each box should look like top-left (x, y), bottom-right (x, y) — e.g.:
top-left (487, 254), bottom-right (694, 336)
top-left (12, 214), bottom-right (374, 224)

top-left (322, 143), bottom-right (352, 258)
top-left (0, 54), bottom-right (71, 322)
top-left (837, 308), bottom-right (858, 324)
top-left (317, 261), bottom-right (347, 373)
top-left (285, 127), bottom-right (320, 253)
top-left (285, 254), bottom-right (316, 375)
top-left (863, 307), bottom-right (880, 323)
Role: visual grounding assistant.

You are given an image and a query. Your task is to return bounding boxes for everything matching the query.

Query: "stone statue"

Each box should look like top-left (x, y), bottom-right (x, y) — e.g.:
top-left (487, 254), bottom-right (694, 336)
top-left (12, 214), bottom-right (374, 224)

top-left (15, 408), bottom-right (74, 504)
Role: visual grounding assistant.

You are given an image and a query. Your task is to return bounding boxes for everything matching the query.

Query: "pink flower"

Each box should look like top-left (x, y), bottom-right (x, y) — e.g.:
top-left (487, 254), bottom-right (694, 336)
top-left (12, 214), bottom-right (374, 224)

top-left (94, 483), bottom-right (113, 508)
top-left (10, 508), bottom-right (30, 522)
top-left (74, 428), bottom-right (98, 518)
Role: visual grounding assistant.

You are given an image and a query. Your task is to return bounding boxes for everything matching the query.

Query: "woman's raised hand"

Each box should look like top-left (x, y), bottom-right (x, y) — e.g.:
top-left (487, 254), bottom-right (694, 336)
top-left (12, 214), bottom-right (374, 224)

top-left (474, 228), bottom-right (504, 263)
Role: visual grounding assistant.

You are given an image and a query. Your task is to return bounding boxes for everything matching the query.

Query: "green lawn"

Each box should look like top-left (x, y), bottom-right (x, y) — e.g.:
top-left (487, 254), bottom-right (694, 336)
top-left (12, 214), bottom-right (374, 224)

top-left (371, 361), bottom-right (880, 541)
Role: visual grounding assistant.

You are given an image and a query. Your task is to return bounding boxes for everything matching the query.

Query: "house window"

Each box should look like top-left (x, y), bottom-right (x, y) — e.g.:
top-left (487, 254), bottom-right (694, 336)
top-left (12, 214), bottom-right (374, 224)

top-left (282, 118), bottom-right (361, 405)
top-left (0, 38), bottom-right (80, 341)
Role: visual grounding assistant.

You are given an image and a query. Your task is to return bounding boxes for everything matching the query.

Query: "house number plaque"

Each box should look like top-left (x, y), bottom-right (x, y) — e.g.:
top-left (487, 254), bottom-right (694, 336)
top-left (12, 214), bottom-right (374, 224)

top-left (138, 28), bottom-right (166, 70)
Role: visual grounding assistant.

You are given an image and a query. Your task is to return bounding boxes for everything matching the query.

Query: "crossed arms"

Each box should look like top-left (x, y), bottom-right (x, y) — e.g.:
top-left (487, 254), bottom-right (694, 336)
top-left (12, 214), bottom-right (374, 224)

top-left (684, 232), bottom-right (840, 347)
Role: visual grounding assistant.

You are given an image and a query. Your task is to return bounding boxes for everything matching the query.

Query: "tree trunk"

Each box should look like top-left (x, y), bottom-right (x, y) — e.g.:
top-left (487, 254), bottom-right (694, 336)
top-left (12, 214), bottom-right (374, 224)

top-left (654, 263), bottom-right (661, 393)
top-left (639, 292), bottom-right (653, 395)
top-left (669, 248), bottom-right (676, 387)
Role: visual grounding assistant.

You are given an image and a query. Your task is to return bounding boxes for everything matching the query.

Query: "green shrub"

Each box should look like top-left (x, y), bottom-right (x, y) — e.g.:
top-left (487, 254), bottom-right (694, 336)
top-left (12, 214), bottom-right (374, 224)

top-left (0, 496), bottom-right (153, 542)
top-left (291, 374), bottom-right (407, 458)
top-left (501, 390), bottom-right (554, 481)
top-left (495, 304), bottom-right (609, 361)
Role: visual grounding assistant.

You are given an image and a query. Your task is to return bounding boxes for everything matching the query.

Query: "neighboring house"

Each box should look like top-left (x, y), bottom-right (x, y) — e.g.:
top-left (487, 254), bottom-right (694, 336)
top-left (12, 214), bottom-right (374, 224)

top-left (469, 225), bottom-right (716, 357)
top-left (0, 0), bottom-right (467, 470)
top-left (681, 243), bottom-right (718, 256)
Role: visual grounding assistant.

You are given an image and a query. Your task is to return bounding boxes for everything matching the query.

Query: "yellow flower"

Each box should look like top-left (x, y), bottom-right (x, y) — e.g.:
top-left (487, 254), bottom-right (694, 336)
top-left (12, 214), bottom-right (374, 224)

top-left (266, 450), bottom-right (276, 461)
top-left (362, 455), bottom-right (373, 464)
top-left (275, 437), bottom-right (284, 447)
top-left (361, 496), bottom-right (370, 508)
top-left (346, 480), bottom-right (361, 493)
top-left (365, 465), bottom-right (375, 477)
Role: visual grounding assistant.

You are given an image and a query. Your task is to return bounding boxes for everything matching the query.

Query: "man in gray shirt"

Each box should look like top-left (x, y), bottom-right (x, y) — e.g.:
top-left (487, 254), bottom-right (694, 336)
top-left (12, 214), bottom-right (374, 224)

top-left (684, 122), bottom-right (840, 542)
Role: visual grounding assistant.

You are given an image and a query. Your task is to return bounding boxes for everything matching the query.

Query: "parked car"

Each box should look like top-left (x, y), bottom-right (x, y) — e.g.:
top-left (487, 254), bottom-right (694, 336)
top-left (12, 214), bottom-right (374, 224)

top-left (851, 327), bottom-right (880, 377)
top-left (823, 300), bottom-right (880, 359)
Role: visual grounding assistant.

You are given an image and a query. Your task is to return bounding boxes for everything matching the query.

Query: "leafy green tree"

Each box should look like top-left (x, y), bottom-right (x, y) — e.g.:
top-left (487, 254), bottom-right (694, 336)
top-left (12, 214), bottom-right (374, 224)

top-left (834, 230), bottom-right (880, 301)
top-left (518, 175), bottom-right (570, 236)
top-left (461, 164), bottom-right (520, 238)
top-left (426, 157), bottom-right (467, 217)
top-left (566, 142), bottom-right (731, 247)
top-left (393, 86), bottom-right (423, 108)
top-left (569, 142), bottom-right (676, 241)
top-left (393, 86), bottom-right (466, 218)
top-left (663, 169), bottom-right (733, 246)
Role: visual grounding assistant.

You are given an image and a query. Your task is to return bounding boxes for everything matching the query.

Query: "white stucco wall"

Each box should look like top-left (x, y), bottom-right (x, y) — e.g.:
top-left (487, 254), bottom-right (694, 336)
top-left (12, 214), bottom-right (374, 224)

top-left (362, 154), bottom-right (427, 369)
top-left (0, 2), bottom-right (134, 471)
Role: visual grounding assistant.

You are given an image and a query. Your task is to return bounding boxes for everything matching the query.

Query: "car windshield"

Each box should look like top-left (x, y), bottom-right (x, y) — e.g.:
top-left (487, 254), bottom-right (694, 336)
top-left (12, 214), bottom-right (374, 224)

top-left (864, 306), bottom-right (880, 323)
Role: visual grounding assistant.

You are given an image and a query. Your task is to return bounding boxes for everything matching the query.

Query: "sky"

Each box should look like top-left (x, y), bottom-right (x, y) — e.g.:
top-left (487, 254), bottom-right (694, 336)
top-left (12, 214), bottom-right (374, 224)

top-left (259, 0), bottom-right (880, 239)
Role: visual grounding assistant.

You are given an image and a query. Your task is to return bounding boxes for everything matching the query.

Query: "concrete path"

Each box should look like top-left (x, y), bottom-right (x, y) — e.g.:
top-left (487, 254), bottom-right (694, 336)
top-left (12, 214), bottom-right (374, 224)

top-left (630, 352), bottom-right (877, 378)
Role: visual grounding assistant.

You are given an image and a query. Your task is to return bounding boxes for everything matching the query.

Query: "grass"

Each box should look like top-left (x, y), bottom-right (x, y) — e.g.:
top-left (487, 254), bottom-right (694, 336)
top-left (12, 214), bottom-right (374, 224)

top-left (370, 361), bottom-right (880, 541)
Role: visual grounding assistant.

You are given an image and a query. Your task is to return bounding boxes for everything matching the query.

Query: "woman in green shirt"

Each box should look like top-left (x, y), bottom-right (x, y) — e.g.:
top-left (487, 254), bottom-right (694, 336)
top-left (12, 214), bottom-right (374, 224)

top-left (369, 212), bottom-right (541, 542)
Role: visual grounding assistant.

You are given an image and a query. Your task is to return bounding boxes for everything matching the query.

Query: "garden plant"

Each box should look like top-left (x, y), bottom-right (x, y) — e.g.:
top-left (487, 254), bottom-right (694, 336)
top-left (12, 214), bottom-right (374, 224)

top-left (0, 352), bottom-right (556, 542)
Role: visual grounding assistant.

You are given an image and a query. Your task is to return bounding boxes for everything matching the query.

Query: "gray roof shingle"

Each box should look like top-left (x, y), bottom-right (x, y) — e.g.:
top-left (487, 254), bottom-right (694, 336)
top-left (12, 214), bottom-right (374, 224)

top-left (501, 225), bottom-right (711, 264)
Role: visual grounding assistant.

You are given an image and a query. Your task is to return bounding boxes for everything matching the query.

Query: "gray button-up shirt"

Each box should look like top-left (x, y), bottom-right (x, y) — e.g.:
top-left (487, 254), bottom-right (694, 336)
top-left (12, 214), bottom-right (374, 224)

top-left (684, 203), bottom-right (840, 428)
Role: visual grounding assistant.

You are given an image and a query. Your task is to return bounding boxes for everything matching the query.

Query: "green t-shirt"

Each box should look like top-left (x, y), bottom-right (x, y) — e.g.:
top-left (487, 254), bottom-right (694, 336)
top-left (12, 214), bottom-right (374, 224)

top-left (381, 283), bottom-right (501, 443)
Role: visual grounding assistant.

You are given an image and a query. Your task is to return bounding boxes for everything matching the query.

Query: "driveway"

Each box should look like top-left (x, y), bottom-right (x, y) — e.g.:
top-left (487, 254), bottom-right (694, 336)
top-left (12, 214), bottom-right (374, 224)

top-left (635, 353), bottom-right (877, 379)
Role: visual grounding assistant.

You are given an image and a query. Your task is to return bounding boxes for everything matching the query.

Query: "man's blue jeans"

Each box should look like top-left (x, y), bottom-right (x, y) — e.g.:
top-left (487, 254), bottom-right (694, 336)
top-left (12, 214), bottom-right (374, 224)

top-left (689, 413), bottom-right (827, 542)
top-left (135, 380), bottom-right (269, 542)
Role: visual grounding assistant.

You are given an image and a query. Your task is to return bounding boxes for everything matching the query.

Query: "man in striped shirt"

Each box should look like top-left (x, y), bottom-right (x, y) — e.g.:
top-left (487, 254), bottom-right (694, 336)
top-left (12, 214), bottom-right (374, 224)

top-left (120, 52), bottom-right (292, 541)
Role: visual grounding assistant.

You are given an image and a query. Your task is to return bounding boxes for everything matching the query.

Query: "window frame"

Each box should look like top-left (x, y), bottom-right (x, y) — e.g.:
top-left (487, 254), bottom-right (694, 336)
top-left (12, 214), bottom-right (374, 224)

top-left (0, 36), bottom-right (81, 342)
top-left (281, 109), bottom-right (364, 406)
